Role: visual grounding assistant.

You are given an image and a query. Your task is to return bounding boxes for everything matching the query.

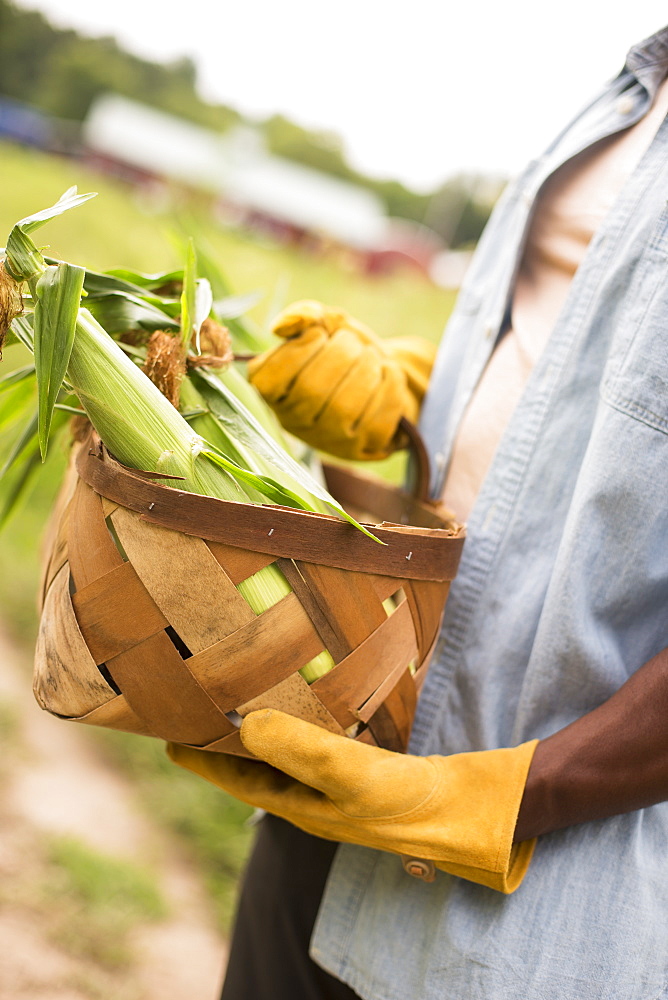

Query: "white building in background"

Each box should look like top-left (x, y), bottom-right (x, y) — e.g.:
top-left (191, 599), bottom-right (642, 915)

top-left (82, 94), bottom-right (387, 252)
top-left (83, 94), bottom-right (225, 190)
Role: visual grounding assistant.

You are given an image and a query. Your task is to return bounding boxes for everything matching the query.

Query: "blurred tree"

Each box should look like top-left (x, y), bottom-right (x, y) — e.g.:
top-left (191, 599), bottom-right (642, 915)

top-left (264, 114), bottom-right (355, 180)
top-left (0, 0), bottom-right (240, 130)
top-left (0, 0), bottom-right (68, 104)
top-left (0, 0), bottom-right (499, 243)
top-left (424, 174), bottom-right (504, 248)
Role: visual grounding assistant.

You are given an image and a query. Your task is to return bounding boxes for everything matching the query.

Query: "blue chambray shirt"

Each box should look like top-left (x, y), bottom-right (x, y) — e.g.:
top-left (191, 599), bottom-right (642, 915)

top-left (311, 27), bottom-right (668, 1000)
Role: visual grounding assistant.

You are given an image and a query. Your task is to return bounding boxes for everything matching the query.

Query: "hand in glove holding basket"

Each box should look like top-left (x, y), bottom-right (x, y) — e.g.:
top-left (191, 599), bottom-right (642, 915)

top-left (248, 300), bottom-right (437, 460)
top-left (168, 709), bottom-right (539, 894)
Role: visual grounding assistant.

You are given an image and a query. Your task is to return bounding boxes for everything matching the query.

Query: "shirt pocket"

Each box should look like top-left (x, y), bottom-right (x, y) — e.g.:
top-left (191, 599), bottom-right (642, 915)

top-left (600, 205), bottom-right (668, 435)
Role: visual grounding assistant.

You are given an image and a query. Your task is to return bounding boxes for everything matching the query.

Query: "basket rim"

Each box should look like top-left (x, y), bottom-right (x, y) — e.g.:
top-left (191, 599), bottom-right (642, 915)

top-left (76, 438), bottom-right (465, 583)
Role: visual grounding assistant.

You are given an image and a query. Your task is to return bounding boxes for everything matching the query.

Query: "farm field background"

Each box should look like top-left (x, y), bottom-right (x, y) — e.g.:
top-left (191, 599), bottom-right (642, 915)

top-left (0, 137), bottom-right (458, 995)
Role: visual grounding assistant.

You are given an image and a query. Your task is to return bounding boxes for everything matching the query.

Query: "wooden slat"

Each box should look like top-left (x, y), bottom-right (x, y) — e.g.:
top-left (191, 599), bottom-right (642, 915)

top-left (73, 694), bottom-right (156, 737)
top-left (68, 479), bottom-right (125, 590)
top-left (105, 631), bottom-right (237, 746)
top-left (71, 561), bottom-right (169, 664)
top-left (369, 573), bottom-right (407, 603)
top-left (311, 600), bottom-right (418, 728)
top-left (40, 499), bottom-right (71, 608)
top-left (238, 672), bottom-right (346, 736)
top-left (412, 627), bottom-right (443, 694)
top-left (34, 565), bottom-right (117, 719)
top-left (110, 506), bottom-right (255, 653)
top-left (291, 562), bottom-right (388, 661)
top-left (207, 540), bottom-right (277, 585)
top-left (404, 579), bottom-right (449, 661)
top-left (366, 669), bottom-right (416, 753)
top-left (39, 447), bottom-right (81, 608)
top-left (276, 558), bottom-right (348, 661)
top-left (356, 651), bottom-right (418, 725)
top-left (191, 728), bottom-right (248, 756)
top-left (101, 497), bottom-right (120, 518)
top-left (356, 727), bottom-right (379, 747)
top-left (187, 593), bottom-right (324, 709)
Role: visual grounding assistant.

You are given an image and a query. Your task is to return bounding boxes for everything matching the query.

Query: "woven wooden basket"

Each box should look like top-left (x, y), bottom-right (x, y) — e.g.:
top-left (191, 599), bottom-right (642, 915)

top-left (33, 432), bottom-right (464, 756)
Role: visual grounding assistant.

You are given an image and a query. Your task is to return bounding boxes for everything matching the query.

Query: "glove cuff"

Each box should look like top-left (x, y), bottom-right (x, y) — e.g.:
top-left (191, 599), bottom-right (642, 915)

top-left (438, 836), bottom-right (537, 894)
top-left (432, 738), bottom-right (539, 894)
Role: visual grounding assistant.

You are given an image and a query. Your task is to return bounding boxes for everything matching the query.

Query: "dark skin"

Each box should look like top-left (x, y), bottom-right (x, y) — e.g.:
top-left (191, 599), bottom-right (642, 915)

top-left (514, 645), bottom-right (668, 842)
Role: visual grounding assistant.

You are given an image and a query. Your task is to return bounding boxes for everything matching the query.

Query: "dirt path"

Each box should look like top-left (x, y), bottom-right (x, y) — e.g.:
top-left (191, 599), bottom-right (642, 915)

top-left (0, 625), bottom-right (228, 1000)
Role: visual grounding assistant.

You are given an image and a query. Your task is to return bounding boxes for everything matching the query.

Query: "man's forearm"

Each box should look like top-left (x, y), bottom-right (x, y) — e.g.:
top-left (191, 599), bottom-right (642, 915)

top-left (514, 646), bottom-right (668, 841)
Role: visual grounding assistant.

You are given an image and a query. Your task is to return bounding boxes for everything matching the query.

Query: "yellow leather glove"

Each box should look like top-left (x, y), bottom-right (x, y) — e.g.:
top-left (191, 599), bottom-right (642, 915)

top-left (167, 710), bottom-right (538, 894)
top-left (247, 300), bottom-right (437, 461)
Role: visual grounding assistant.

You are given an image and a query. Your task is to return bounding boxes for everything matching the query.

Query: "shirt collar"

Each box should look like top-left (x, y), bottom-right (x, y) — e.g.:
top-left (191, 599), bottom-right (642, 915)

top-left (624, 26), bottom-right (668, 94)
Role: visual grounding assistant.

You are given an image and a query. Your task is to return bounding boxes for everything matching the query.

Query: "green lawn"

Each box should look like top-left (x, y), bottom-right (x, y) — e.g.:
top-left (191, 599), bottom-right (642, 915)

top-left (0, 140), bottom-right (454, 342)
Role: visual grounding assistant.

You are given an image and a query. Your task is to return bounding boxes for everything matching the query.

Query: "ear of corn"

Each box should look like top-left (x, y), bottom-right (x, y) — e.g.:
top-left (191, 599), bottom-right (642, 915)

top-left (1, 190), bottom-right (375, 683)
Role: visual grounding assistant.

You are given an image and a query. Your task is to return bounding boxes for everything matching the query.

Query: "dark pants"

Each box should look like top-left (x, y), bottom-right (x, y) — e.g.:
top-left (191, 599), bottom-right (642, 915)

top-left (221, 814), bottom-right (361, 1000)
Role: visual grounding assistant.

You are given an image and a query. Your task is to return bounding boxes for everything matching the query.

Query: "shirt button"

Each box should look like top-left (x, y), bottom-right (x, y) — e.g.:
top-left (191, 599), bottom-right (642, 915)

top-left (617, 95), bottom-right (635, 115)
top-left (484, 320), bottom-right (497, 339)
top-left (401, 856), bottom-right (437, 882)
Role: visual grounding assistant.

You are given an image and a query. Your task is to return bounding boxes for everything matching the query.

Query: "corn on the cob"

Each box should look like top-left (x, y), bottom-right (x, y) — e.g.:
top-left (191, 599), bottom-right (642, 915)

top-left (1, 190), bottom-right (366, 681)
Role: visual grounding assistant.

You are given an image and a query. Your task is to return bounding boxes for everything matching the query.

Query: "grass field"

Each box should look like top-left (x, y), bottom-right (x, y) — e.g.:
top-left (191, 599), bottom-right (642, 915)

top-left (0, 138), bottom-right (458, 930)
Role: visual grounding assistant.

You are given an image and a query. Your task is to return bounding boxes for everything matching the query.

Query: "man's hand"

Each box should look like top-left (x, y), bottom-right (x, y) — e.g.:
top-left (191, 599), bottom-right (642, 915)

top-left (168, 709), bottom-right (538, 894)
top-left (247, 300), bottom-right (437, 461)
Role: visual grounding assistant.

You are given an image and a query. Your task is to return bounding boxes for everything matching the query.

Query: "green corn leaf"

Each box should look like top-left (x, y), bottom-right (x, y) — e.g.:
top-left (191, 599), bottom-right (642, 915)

top-left (0, 407), bottom-right (38, 477)
top-left (15, 187), bottom-right (97, 235)
top-left (201, 445), bottom-right (382, 541)
top-left (54, 403), bottom-right (86, 416)
top-left (106, 267), bottom-right (183, 291)
top-left (200, 448), bottom-right (310, 510)
top-left (0, 376), bottom-right (36, 434)
top-left (192, 368), bottom-right (380, 533)
top-left (180, 241), bottom-right (212, 353)
top-left (0, 405), bottom-right (69, 527)
top-left (116, 340), bottom-right (147, 361)
top-left (0, 447), bottom-right (41, 528)
top-left (223, 316), bottom-right (269, 354)
top-left (193, 368), bottom-right (296, 459)
top-left (87, 291), bottom-right (179, 335)
top-left (138, 295), bottom-right (181, 318)
top-left (180, 240), bottom-right (197, 350)
top-left (0, 364), bottom-right (36, 392)
top-left (5, 188), bottom-right (96, 281)
top-left (33, 262), bottom-right (85, 459)
top-left (195, 280), bottom-right (213, 341)
top-left (209, 363), bottom-right (289, 443)
top-left (44, 258), bottom-right (149, 300)
top-left (186, 235), bottom-right (267, 351)
top-left (5, 225), bottom-right (45, 282)
top-left (188, 370), bottom-right (324, 508)
top-left (185, 236), bottom-right (229, 299)
top-left (10, 315), bottom-right (35, 351)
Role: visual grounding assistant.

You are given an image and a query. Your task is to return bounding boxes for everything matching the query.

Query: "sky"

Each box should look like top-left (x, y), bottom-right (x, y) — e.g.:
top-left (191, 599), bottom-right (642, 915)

top-left (13, 0), bottom-right (668, 191)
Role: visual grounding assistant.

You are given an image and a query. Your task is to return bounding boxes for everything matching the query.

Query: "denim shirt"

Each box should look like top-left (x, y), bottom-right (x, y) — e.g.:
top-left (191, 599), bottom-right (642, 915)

top-left (311, 27), bottom-right (668, 1000)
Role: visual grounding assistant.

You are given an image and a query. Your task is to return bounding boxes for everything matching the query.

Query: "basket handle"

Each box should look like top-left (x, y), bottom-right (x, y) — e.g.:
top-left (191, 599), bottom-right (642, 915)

top-left (399, 417), bottom-right (431, 503)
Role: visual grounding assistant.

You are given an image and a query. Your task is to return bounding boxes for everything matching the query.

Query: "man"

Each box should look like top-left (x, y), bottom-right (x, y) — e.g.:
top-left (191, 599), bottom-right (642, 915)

top-left (169, 26), bottom-right (668, 999)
